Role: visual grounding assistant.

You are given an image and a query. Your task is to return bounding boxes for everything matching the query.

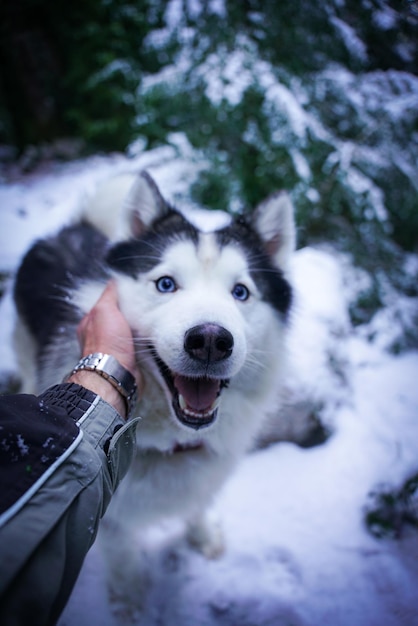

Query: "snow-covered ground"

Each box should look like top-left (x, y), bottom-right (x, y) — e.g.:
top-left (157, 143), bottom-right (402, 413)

top-left (1, 146), bottom-right (418, 625)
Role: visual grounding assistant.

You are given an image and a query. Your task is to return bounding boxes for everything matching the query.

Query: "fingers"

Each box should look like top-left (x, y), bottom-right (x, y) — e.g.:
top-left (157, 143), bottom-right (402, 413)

top-left (77, 281), bottom-right (117, 341)
top-left (96, 280), bottom-right (118, 307)
top-left (76, 281), bottom-right (134, 369)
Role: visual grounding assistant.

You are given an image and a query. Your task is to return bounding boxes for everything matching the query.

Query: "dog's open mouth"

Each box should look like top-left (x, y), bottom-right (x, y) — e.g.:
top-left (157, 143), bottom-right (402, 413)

top-left (152, 351), bottom-right (228, 430)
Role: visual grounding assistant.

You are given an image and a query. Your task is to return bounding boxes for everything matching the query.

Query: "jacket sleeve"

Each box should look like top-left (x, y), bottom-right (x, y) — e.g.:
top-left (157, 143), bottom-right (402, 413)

top-left (0, 383), bottom-right (140, 626)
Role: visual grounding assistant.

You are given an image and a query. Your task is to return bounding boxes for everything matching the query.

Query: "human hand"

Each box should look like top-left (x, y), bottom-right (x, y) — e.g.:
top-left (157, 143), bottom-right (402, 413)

top-left (77, 281), bottom-right (138, 377)
top-left (69, 281), bottom-right (142, 418)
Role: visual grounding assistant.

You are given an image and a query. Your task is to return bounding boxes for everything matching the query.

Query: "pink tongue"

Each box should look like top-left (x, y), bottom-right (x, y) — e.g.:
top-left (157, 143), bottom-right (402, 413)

top-left (174, 376), bottom-right (220, 411)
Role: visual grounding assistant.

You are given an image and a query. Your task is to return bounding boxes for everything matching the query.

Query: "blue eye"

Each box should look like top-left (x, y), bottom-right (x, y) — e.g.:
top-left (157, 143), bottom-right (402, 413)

top-left (232, 283), bottom-right (250, 301)
top-left (156, 276), bottom-right (177, 293)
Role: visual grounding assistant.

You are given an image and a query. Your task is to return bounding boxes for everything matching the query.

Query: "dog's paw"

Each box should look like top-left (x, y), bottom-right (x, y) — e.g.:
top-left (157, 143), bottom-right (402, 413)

top-left (186, 513), bottom-right (225, 559)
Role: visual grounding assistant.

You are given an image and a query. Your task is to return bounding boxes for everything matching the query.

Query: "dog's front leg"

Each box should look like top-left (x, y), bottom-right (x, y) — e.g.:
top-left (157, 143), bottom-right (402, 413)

top-left (186, 510), bottom-right (225, 559)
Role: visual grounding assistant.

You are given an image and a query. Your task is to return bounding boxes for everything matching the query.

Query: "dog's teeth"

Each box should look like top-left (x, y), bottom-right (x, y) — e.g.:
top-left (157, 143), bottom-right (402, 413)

top-left (178, 393), bottom-right (220, 419)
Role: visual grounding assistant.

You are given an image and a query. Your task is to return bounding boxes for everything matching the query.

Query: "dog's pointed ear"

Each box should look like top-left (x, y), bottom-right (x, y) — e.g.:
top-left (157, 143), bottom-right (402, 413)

top-left (123, 171), bottom-right (168, 237)
top-left (252, 191), bottom-right (296, 270)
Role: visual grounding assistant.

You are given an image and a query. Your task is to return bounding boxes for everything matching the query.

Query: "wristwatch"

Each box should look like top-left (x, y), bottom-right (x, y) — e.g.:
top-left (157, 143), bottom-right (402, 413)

top-left (69, 353), bottom-right (138, 417)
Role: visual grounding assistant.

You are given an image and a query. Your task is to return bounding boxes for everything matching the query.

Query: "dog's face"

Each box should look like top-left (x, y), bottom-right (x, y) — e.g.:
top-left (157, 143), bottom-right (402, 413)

top-left (107, 172), bottom-right (295, 431)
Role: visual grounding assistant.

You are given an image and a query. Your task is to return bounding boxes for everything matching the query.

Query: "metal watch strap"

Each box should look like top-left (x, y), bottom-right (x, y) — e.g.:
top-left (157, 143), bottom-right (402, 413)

top-left (70, 353), bottom-right (137, 417)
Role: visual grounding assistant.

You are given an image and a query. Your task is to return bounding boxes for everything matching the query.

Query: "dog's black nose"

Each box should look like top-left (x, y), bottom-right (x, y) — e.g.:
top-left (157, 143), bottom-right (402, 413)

top-left (184, 324), bottom-right (234, 363)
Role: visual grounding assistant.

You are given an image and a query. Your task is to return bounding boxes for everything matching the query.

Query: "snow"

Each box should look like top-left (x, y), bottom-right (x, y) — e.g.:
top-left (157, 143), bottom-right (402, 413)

top-left (331, 17), bottom-right (368, 63)
top-left (1, 145), bottom-right (418, 625)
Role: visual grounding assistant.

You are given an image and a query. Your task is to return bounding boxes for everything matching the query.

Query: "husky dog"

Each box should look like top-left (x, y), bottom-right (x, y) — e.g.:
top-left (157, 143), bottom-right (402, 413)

top-left (14, 171), bottom-right (295, 600)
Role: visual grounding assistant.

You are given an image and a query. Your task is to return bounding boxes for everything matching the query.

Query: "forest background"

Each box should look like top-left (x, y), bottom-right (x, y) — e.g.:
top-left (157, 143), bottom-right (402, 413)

top-left (1, 0), bottom-right (417, 339)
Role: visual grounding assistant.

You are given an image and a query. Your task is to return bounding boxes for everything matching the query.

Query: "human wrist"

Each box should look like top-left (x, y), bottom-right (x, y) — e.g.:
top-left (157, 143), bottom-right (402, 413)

top-left (67, 353), bottom-right (138, 420)
top-left (67, 370), bottom-right (128, 418)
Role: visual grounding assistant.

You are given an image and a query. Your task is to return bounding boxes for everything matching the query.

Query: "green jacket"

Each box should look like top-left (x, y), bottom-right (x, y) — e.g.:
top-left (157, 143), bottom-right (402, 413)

top-left (0, 383), bottom-right (139, 625)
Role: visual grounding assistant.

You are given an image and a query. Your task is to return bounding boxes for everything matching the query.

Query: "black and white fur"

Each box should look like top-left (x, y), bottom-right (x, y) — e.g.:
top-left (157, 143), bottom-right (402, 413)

top-left (14, 171), bottom-right (295, 601)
